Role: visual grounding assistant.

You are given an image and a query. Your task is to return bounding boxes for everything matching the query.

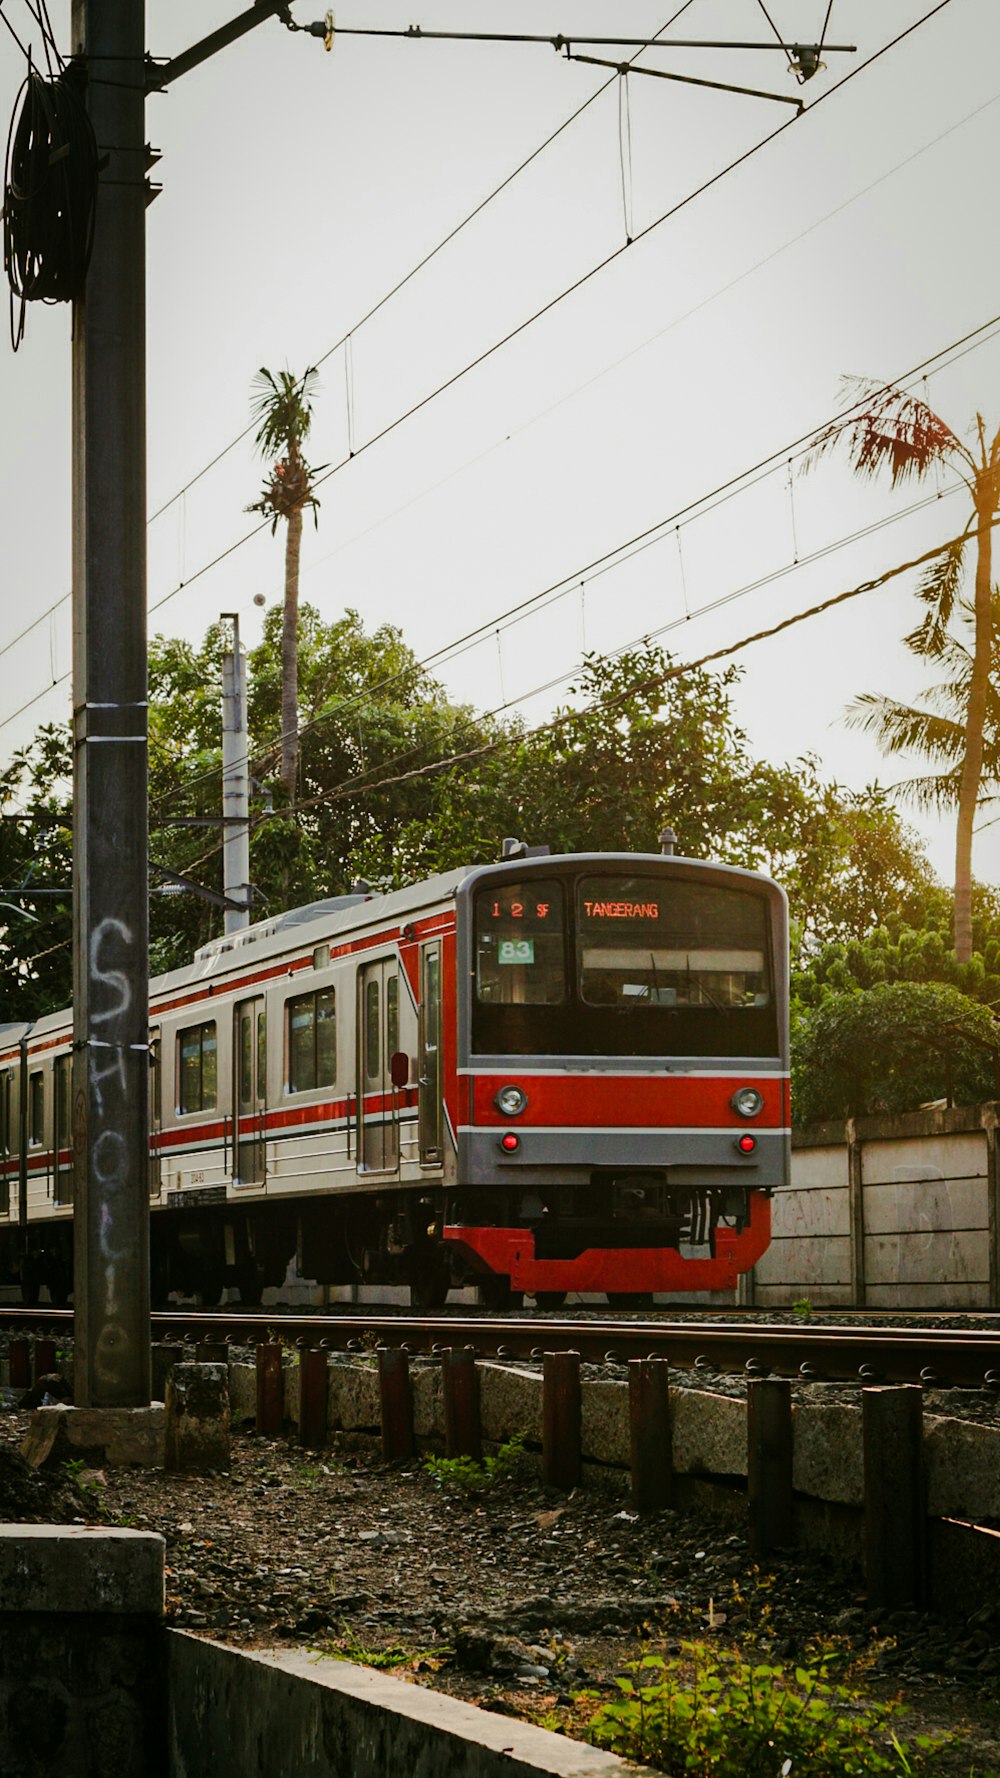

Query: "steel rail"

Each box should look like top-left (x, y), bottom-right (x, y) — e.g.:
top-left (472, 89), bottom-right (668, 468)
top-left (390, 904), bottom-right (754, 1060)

top-left (2, 1308), bottom-right (998, 1386)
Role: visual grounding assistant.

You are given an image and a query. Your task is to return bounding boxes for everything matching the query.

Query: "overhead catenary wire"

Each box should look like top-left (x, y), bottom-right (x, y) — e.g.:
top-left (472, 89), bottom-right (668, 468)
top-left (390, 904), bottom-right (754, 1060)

top-left (143, 0), bottom-right (702, 531)
top-left (144, 304), bottom-right (1000, 815)
top-left (0, 0), bottom-right (959, 702)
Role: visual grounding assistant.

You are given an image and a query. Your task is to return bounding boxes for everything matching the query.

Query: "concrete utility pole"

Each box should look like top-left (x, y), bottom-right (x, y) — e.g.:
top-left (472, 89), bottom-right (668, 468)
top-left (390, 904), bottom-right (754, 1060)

top-left (221, 615), bottom-right (252, 935)
top-left (71, 0), bottom-right (150, 1409)
top-left (67, 2), bottom-right (292, 1410)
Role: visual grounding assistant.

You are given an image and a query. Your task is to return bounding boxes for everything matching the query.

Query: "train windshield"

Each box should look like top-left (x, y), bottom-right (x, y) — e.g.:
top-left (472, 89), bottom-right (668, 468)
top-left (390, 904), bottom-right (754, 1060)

top-left (577, 876), bottom-right (769, 1011)
top-left (475, 880), bottom-right (566, 1005)
top-left (471, 868), bottom-right (778, 1058)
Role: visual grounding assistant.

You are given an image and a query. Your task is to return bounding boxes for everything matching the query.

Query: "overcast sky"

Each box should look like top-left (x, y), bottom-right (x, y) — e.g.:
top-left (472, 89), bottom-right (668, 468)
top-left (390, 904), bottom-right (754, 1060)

top-left (1, 0), bottom-right (997, 890)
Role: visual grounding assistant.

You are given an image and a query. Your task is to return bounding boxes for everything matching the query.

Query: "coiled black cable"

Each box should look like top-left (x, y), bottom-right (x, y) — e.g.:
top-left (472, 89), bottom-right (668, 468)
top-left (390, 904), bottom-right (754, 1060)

top-left (3, 62), bottom-right (98, 348)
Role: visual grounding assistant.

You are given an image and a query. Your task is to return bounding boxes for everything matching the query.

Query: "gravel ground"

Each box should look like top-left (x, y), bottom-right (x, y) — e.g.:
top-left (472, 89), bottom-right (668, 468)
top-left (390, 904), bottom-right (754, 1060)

top-left (2, 1407), bottom-right (1000, 1776)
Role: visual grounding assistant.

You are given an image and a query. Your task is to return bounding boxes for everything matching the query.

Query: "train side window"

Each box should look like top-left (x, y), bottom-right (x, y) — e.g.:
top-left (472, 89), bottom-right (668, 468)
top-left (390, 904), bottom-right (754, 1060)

top-left (287, 988), bottom-right (336, 1093)
top-left (177, 1022), bottom-right (218, 1114)
top-left (28, 1071), bottom-right (44, 1146)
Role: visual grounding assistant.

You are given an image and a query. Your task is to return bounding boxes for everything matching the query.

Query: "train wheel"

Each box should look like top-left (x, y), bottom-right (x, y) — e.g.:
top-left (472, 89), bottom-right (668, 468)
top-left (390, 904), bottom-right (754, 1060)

top-left (606, 1292), bottom-right (654, 1309)
top-left (479, 1276), bottom-right (518, 1309)
top-left (533, 1291), bottom-right (567, 1309)
top-left (19, 1258), bottom-right (40, 1308)
top-left (408, 1242), bottom-right (451, 1310)
top-left (237, 1263), bottom-right (264, 1307)
top-left (198, 1263), bottom-right (225, 1308)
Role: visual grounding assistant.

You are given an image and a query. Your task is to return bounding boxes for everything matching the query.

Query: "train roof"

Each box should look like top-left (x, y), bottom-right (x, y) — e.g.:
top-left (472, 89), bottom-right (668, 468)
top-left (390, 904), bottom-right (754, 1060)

top-left (0, 850), bottom-right (785, 1044)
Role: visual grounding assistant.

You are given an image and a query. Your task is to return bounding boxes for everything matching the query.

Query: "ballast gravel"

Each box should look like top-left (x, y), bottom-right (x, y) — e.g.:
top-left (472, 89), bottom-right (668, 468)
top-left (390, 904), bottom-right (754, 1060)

top-left (1, 1406), bottom-right (999, 1776)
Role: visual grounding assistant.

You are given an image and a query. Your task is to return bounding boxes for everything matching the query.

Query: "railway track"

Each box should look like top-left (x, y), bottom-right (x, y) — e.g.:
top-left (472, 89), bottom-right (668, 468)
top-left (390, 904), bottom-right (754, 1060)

top-left (3, 1307), bottom-right (999, 1387)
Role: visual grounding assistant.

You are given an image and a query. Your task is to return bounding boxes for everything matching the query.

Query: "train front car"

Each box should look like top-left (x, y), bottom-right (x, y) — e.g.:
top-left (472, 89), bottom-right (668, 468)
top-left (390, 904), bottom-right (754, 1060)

top-left (445, 852), bottom-right (789, 1304)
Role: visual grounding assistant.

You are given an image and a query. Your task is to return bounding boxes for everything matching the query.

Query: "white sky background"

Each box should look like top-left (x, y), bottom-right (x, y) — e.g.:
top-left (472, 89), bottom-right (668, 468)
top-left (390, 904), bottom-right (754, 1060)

top-left (1, 0), bottom-right (999, 893)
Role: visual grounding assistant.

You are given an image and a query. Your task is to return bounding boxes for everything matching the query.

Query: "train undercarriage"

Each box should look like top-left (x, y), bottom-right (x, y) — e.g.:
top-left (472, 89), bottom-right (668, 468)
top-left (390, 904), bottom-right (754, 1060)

top-left (0, 1172), bottom-right (768, 1311)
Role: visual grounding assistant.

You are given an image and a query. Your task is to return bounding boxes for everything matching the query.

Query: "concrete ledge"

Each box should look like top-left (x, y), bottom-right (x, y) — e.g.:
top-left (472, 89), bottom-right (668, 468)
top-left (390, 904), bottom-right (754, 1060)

top-left (168, 1633), bottom-right (656, 1778)
top-left (0, 1524), bottom-right (164, 1615)
top-left (20, 1402), bottom-right (165, 1468)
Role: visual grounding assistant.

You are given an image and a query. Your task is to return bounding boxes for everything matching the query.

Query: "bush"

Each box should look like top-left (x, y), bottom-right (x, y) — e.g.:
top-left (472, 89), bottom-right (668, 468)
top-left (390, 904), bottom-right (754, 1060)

top-left (573, 1641), bottom-right (950, 1777)
top-left (792, 979), bottom-right (999, 1122)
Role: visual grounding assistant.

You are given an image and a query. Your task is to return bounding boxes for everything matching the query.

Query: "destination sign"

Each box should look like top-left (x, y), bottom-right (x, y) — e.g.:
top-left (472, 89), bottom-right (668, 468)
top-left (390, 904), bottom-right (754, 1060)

top-left (582, 900), bottom-right (659, 920)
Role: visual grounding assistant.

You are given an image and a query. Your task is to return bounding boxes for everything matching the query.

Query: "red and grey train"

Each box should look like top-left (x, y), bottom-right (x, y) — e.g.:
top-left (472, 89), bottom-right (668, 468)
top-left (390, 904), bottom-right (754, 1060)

top-left (0, 846), bottom-right (789, 1308)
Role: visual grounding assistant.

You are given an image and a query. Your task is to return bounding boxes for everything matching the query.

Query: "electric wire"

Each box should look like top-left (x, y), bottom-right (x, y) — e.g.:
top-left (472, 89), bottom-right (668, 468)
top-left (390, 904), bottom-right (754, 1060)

top-left (145, 306), bottom-right (1000, 814)
top-left (0, 0), bottom-right (958, 693)
top-left (144, 0), bottom-right (701, 530)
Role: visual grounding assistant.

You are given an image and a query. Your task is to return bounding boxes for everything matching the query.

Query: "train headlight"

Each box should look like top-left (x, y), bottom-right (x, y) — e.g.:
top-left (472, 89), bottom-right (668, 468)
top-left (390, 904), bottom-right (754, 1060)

top-left (495, 1085), bottom-right (528, 1117)
top-left (731, 1087), bottom-right (764, 1118)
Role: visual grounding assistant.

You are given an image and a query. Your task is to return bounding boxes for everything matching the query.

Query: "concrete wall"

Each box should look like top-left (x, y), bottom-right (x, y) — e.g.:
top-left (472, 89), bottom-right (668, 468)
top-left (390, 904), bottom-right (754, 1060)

top-left (167, 1635), bottom-right (653, 1778)
top-left (750, 1103), bottom-right (1000, 1308)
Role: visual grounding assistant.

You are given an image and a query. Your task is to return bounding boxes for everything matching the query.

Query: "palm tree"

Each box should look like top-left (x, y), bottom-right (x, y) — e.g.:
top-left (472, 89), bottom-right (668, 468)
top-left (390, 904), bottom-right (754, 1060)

top-left (247, 366), bottom-right (322, 798)
top-left (845, 585), bottom-right (1000, 879)
top-left (812, 382), bottom-right (1000, 961)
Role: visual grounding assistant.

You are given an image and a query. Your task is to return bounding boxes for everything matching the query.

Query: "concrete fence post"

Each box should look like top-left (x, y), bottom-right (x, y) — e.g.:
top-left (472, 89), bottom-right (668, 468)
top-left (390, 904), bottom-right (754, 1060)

top-left (255, 1342), bottom-right (283, 1436)
top-left (443, 1348), bottom-right (481, 1463)
top-left (378, 1347), bottom-right (414, 1462)
top-left (747, 1377), bottom-right (793, 1554)
top-left (165, 1363), bottom-right (230, 1473)
top-left (628, 1358), bottom-right (672, 1512)
top-left (543, 1351), bottom-right (581, 1492)
top-left (847, 1116), bottom-right (866, 1307)
top-left (298, 1349), bottom-right (328, 1449)
top-left (34, 1337), bottom-right (58, 1380)
top-left (863, 1384), bottom-right (924, 1608)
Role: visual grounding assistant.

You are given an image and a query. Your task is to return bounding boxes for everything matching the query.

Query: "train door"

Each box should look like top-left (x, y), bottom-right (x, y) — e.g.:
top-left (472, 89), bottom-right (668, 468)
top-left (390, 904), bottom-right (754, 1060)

top-left (0, 1068), bottom-right (11, 1216)
top-left (234, 996), bottom-right (267, 1185)
top-left (149, 1031), bottom-right (162, 1197)
top-left (418, 941), bottom-right (443, 1165)
top-left (358, 959), bottom-right (399, 1172)
top-left (53, 1054), bottom-right (74, 1206)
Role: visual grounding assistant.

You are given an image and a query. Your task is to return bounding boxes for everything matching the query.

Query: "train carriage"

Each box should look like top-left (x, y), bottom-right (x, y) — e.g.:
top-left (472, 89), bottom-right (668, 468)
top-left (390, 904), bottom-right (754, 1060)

top-left (0, 844), bottom-right (789, 1308)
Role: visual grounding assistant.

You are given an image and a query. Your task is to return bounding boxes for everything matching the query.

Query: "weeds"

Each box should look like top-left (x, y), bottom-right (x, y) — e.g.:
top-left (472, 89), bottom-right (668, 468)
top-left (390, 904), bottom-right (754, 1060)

top-left (791, 1297), bottom-right (814, 1320)
top-left (423, 1433), bottom-right (527, 1495)
top-left (562, 1640), bottom-right (953, 1777)
top-left (315, 1622), bottom-right (451, 1672)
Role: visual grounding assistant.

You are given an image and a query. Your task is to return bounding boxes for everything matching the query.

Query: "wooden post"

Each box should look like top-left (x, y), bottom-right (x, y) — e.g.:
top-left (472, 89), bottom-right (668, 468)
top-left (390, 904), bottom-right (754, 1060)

top-left (747, 1377), bottom-right (793, 1554)
top-left (298, 1348), bottom-right (328, 1450)
top-left (33, 1338), bottom-right (58, 1381)
top-left (378, 1347), bottom-right (414, 1462)
top-left (442, 1348), bottom-right (481, 1463)
top-left (255, 1343), bottom-right (283, 1436)
top-left (543, 1351), bottom-right (581, 1492)
top-left (629, 1358), bottom-right (672, 1512)
top-left (863, 1385), bottom-right (924, 1609)
top-left (9, 1339), bottom-right (29, 1390)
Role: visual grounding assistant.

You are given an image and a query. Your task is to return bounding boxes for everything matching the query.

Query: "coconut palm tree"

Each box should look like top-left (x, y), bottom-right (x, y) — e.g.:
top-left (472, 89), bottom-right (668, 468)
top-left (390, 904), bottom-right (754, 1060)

top-left (247, 366), bottom-right (322, 798)
top-left (845, 583), bottom-right (1000, 861)
top-left (812, 381), bottom-right (1000, 961)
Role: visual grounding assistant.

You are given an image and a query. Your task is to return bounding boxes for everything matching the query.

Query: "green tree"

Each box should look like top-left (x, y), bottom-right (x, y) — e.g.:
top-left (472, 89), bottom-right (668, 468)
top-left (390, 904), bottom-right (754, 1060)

top-left (246, 365), bottom-right (322, 798)
top-left (792, 979), bottom-right (1000, 1123)
top-left (0, 725), bottom-right (73, 1018)
top-left (811, 382), bottom-right (1000, 962)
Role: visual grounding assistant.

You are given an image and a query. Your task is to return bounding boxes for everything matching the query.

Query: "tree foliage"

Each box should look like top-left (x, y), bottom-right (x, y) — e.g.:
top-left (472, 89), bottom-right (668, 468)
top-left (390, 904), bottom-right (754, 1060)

top-left (792, 979), bottom-right (1000, 1123)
